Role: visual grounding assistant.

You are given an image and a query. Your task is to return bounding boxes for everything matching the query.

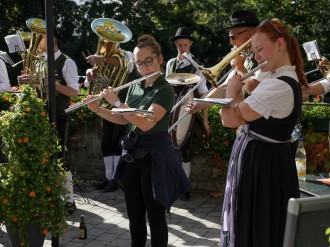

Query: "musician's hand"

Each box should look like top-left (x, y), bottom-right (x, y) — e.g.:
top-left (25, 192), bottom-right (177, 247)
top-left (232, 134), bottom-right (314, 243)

top-left (100, 87), bottom-right (120, 106)
top-left (86, 55), bottom-right (103, 65)
top-left (17, 75), bottom-right (30, 85)
top-left (226, 74), bottom-right (243, 98)
top-left (86, 68), bottom-right (94, 82)
top-left (230, 54), bottom-right (246, 75)
top-left (86, 95), bottom-right (100, 113)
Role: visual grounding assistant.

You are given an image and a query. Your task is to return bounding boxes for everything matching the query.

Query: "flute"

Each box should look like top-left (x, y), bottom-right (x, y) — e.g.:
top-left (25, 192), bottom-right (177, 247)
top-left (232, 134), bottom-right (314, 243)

top-left (65, 71), bottom-right (160, 114)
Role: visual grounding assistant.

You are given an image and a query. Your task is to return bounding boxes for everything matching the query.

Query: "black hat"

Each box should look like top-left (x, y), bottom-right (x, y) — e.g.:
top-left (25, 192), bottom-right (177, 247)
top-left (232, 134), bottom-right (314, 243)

top-left (169, 27), bottom-right (195, 42)
top-left (227, 10), bottom-right (260, 28)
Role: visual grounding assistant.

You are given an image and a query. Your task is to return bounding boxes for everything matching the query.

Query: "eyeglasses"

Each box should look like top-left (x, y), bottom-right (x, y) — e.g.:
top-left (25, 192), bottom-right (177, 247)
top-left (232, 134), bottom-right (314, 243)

top-left (135, 56), bottom-right (158, 68)
top-left (229, 30), bottom-right (250, 40)
top-left (257, 19), bottom-right (283, 37)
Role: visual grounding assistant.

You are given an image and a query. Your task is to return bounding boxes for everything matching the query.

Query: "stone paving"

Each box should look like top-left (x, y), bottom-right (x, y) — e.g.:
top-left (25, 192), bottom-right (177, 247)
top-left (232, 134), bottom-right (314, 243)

top-left (0, 184), bottom-right (223, 247)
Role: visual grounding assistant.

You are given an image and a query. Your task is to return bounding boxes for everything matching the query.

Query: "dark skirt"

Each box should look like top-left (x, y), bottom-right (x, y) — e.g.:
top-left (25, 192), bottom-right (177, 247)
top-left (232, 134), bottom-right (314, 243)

top-left (235, 140), bottom-right (300, 247)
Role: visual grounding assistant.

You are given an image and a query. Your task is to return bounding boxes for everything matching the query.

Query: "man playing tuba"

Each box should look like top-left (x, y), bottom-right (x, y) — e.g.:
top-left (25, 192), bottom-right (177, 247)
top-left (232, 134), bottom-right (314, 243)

top-left (17, 26), bottom-right (79, 215)
top-left (84, 18), bottom-right (134, 192)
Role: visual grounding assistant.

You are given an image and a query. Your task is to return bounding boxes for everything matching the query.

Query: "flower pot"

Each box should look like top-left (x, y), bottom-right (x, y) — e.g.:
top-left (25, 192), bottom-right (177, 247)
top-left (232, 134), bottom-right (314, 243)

top-left (5, 223), bottom-right (45, 247)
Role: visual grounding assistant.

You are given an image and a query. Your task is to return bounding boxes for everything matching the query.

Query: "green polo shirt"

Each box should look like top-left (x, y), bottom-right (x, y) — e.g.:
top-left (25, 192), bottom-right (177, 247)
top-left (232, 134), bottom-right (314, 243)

top-left (125, 74), bottom-right (175, 158)
top-left (126, 74), bottom-right (175, 134)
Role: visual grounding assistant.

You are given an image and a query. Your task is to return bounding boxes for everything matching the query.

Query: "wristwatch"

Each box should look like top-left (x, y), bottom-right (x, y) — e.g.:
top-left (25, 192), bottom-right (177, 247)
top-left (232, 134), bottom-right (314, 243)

top-left (114, 100), bottom-right (122, 108)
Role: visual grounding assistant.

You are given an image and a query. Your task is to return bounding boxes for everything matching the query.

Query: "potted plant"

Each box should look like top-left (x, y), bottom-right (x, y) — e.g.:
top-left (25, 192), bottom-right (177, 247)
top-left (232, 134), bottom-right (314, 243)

top-left (0, 85), bottom-right (68, 246)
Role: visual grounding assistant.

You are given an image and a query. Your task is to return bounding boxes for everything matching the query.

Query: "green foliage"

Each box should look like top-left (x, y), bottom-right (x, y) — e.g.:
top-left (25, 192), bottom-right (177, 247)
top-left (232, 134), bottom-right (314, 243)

top-left (0, 85), bottom-right (67, 246)
top-left (0, 92), bottom-right (16, 111)
top-left (68, 88), bottom-right (100, 130)
top-left (193, 105), bottom-right (236, 179)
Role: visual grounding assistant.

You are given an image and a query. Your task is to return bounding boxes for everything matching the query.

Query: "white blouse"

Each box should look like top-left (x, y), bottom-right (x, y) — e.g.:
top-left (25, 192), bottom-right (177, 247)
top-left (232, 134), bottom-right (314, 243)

top-left (245, 66), bottom-right (299, 119)
top-left (0, 59), bottom-right (11, 93)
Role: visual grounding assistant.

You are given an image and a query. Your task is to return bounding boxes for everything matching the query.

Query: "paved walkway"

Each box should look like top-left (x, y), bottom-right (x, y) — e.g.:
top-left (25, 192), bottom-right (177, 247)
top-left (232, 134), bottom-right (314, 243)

top-left (0, 184), bottom-right (223, 247)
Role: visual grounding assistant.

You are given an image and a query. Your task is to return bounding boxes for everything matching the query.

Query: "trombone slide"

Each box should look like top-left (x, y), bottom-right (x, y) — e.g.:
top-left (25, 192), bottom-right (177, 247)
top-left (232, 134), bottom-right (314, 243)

top-left (168, 61), bottom-right (267, 133)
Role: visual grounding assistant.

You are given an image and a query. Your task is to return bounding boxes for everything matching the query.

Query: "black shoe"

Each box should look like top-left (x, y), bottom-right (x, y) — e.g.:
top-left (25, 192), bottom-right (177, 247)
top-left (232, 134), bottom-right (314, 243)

top-left (96, 179), bottom-right (110, 190)
top-left (65, 201), bottom-right (76, 216)
top-left (103, 180), bottom-right (118, 192)
top-left (180, 192), bottom-right (190, 201)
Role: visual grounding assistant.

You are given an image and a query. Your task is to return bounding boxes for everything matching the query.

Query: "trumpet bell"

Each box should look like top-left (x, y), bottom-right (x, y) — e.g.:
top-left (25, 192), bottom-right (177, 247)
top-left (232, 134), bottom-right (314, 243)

top-left (26, 18), bottom-right (46, 34)
top-left (91, 18), bottom-right (132, 43)
top-left (166, 73), bottom-right (201, 85)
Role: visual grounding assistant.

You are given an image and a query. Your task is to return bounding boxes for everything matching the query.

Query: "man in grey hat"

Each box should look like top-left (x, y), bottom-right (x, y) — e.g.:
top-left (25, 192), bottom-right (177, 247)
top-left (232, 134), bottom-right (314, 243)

top-left (166, 27), bottom-right (210, 201)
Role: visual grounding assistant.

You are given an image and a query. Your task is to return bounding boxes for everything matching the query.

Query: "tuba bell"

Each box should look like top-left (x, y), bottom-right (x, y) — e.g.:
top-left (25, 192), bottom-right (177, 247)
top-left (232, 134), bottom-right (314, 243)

top-left (88, 18), bottom-right (132, 95)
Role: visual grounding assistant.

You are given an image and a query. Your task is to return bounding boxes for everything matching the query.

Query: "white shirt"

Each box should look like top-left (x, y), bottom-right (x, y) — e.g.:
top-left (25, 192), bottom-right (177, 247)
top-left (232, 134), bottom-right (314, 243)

top-left (319, 78), bottom-right (330, 94)
top-left (0, 59), bottom-right (11, 93)
top-left (165, 53), bottom-right (208, 95)
top-left (55, 50), bottom-right (79, 91)
top-left (245, 66), bottom-right (299, 119)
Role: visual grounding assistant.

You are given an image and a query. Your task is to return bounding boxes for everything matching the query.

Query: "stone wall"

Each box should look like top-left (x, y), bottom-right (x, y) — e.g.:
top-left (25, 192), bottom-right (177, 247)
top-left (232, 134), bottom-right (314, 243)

top-left (68, 125), bottom-right (225, 192)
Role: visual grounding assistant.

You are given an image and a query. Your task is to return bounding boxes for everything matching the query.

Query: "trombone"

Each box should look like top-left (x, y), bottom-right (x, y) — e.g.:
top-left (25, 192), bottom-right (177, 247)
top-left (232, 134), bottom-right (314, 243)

top-left (168, 61), bottom-right (267, 133)
top-left (183, 38), bottom-right (251, 87)
top-left (65, 71), bottom-right (160, 113)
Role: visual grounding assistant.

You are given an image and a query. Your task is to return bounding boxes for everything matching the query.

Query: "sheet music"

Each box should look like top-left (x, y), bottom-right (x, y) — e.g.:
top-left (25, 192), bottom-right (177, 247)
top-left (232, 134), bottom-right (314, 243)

top-left (193, 98), bottom-right (233, 106)
top-left (0, 51), bottom-right (14, 65)
top-left (303, 40), bottom-right (321, 61)
top-left (4, 34), bottom-right (26, 53)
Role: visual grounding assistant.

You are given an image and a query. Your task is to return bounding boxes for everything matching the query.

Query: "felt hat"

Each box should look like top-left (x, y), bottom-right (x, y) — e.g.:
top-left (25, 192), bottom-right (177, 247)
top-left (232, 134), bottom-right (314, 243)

top-left (227, 10), bottom-right (260, 28)
top-left (169, 27), bottom-right (195, 42)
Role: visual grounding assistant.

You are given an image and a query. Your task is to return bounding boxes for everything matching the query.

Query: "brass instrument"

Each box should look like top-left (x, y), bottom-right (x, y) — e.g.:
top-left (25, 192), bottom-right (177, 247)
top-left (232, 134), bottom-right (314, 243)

top-left (65, 71), bottom-right (160, 113)
top-left (183, 38), bottom-right (252, 87)
top-left (168, 61), bottom-right (267, 133)
top-left (21, 18), bottom-right (47, 85)
top-left (88, 18), bottom-right (133, 95)
top-left (318, 56), bottom-right (330, 81)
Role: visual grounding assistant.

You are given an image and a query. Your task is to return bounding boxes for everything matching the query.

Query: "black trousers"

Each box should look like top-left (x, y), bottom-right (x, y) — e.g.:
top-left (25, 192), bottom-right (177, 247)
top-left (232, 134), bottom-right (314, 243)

top-left (123, 154), bottom-right (168, 247)
top-left (101, 118), bottom-right (126, 156)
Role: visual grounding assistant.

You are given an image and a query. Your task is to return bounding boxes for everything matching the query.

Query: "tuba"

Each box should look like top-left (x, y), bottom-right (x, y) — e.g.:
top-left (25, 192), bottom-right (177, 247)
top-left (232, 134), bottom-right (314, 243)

top-left (19, 18), bottom-right (47, 98)
top-left (21, 18), bottom-right (47, 82)
top-left (88, 18), bottom-right (132, 95)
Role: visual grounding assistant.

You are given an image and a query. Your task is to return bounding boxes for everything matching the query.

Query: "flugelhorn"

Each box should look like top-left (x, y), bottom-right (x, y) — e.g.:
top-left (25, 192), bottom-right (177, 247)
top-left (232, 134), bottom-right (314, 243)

top-left (65, 71), bottom-right (160, 113)
top-left (183, 38), bottom-right (251, 87)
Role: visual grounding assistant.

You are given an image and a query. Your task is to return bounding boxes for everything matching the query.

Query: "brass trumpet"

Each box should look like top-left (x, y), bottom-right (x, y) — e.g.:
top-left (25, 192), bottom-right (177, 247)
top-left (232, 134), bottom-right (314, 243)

top-left (183, 38), bottom-right (251, 87)
top-left (65, 71), bottom-right (160, 113)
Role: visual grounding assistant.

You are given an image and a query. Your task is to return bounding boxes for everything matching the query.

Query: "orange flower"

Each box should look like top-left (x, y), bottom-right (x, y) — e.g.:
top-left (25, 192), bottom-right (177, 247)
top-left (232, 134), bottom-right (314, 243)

top-left (10, 164), bottom-right (14, 170)
top-left (2, 96), bottom-right (8, 101)
top-left (42, 159), bottom-right (48, 164)
top-left (46, 187), bottom-right (51, 192)
top-left (23, 137), bottom-right (29, 143)
top-left (8, 98), bottom-right (13, 103)
top-left (43, 229), bottom-right (48, 235)
top-left (17, 139), bottom-right (22, 143)
top-left (25, 107), bottom-right (30, 112)
top-left (12, 217), bottom-right (17, 222)
top-left (3, 199), bottom-right (8, 204)
top-left (41, 111), bottom-right (46, 116)
top-left (29, 191), bottom-right (36, 198)
top-left (19, 242), bottom-right (25, 246)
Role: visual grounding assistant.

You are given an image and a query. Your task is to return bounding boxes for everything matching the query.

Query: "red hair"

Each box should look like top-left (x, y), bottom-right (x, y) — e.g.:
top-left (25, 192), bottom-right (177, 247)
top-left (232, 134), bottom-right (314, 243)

top-left (255, 19), bottom-right (308, 89)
